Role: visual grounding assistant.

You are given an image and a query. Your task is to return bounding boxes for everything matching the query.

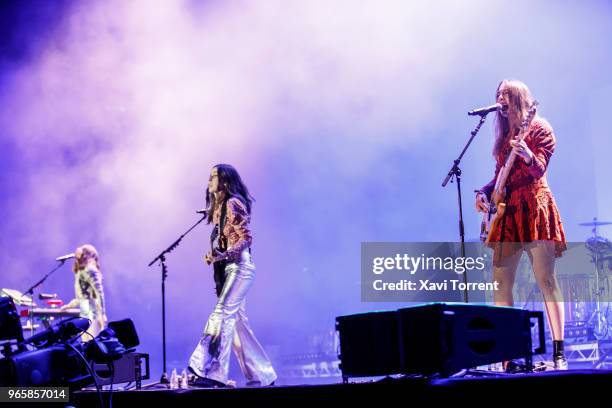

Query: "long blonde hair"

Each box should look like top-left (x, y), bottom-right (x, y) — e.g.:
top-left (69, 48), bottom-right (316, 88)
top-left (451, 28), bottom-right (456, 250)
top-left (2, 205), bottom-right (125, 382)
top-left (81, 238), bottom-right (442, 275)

top-left (73, 244), bottom-right (101, 273)
top-left (493, 79), bottom-right (536, 161)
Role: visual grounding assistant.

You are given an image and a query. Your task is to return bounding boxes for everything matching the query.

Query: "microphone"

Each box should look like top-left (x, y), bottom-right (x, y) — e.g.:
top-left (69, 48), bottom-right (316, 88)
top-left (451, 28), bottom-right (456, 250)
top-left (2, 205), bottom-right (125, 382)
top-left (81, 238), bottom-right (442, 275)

top-left (24, 317), bottom-right (90, 345)
top-left (195, 209), bottom-right (208, 215)
top-left (468, 103), bottom-right (502, 116)
top-left (56, 253), bottom-right (75, 262)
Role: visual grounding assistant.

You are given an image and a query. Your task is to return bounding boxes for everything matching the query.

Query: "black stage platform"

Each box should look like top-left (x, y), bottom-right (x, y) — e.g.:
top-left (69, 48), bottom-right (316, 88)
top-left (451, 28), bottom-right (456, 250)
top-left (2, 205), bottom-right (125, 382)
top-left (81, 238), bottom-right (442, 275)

top-left (71, 369), bottom-right (611, 405)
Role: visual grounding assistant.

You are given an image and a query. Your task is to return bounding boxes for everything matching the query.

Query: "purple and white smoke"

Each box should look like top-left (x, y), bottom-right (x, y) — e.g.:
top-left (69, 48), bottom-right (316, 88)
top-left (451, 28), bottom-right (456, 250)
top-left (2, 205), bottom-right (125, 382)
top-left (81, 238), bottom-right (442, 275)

top-left (1, 0), bottom-right (611, 381)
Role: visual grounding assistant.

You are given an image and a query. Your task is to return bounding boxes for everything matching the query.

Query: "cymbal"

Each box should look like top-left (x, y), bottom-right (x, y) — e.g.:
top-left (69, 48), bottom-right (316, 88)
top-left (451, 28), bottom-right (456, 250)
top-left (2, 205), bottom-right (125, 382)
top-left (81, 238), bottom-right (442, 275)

top-left (579, 221), bottom-right (612, 227)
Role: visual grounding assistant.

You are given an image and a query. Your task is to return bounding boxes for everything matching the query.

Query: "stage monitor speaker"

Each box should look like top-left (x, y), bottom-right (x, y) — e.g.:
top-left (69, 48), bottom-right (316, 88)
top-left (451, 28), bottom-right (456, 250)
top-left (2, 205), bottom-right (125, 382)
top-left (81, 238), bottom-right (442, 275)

top-left (398, 303), bottom-right (543, 375)
top-left (336, 303), bottom-right (544, 378)
top-left (336, 310), bottom-right (401, 377)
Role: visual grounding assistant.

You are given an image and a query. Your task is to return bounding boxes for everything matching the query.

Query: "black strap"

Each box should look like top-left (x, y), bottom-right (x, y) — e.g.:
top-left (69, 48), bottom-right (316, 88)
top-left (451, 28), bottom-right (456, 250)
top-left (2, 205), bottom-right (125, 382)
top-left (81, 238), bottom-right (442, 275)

top-left (218, 198), bottom-right (229, 251)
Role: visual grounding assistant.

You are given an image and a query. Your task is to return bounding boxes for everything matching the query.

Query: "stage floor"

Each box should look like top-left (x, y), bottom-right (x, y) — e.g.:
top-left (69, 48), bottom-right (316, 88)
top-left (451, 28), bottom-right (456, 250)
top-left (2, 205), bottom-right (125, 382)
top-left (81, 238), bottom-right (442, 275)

top-left (71, 369), bottom-right (611, 406)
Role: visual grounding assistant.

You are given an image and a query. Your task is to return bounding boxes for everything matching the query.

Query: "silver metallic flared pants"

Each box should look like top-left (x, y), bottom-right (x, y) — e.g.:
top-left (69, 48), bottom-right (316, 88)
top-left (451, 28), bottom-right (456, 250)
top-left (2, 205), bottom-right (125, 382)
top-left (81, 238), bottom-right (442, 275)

top-left (188, 251), bottom-right (277, 385)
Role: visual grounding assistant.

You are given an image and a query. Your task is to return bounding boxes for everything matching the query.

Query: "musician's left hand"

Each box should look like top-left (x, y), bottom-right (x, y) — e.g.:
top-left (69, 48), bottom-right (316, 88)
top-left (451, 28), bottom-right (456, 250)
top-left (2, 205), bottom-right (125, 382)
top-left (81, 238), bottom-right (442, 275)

top-left (509, 139), bottom-right (533, 164)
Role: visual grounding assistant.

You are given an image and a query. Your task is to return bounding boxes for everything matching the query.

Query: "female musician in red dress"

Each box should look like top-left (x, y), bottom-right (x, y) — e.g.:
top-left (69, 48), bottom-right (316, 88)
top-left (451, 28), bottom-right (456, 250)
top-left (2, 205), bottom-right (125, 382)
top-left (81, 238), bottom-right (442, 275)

top-left (475, 79), bottom-right (568, 369)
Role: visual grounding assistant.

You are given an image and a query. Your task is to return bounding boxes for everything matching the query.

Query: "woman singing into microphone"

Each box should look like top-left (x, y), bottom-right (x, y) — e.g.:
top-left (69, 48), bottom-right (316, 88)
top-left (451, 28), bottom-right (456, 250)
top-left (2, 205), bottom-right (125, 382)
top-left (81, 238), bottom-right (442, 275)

top-left (475, 80), bottom-right (568, 370)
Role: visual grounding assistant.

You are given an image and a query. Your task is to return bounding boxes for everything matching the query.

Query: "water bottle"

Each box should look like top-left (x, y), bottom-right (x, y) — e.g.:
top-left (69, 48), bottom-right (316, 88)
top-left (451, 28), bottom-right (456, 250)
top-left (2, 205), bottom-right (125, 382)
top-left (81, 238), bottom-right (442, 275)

top-left (180, 369), bottom-right (188, 389)
top-left (169, 368), bottom-right (179, 389)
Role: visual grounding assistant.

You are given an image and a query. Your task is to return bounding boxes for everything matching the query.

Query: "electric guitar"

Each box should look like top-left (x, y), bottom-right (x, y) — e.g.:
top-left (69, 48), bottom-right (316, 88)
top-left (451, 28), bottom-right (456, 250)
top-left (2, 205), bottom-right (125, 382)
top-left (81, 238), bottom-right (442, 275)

top-left (480, 101), bottom-right (539, 243)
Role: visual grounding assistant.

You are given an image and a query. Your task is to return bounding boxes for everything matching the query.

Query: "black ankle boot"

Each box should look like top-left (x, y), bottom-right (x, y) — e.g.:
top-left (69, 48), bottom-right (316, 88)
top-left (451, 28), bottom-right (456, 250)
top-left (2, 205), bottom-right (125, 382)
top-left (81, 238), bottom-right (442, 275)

top-left (553, 340), bottom-right (568, 370)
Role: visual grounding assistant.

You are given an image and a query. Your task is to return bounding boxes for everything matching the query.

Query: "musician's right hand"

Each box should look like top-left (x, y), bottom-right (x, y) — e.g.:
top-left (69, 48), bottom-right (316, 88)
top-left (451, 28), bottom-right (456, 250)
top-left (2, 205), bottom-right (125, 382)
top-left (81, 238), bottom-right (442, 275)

top-left (475, 192), bottom-right (489, 213)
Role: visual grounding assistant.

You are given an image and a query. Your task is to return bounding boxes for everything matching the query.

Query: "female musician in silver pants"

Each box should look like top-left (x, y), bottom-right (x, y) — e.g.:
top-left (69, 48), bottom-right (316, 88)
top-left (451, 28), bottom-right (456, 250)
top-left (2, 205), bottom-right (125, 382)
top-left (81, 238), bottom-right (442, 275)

top-left (188, 164), bottom-right (277, 387)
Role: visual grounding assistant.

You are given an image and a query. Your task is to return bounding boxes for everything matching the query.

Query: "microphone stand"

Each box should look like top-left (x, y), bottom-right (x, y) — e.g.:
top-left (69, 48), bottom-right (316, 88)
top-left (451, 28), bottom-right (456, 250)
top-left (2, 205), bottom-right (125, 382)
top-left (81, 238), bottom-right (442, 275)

top-left (21, 260), bottom-right (70, 336)
top-left (442, 114), bottom-right (489, 303)
top-left (148, 214), bottom-right (207, 386)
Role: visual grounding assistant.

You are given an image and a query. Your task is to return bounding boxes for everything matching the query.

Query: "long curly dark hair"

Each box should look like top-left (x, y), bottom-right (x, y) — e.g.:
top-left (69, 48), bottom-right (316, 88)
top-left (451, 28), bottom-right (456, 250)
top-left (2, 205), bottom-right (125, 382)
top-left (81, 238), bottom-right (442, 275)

top-left (206, 164), bottom-right (255, 224)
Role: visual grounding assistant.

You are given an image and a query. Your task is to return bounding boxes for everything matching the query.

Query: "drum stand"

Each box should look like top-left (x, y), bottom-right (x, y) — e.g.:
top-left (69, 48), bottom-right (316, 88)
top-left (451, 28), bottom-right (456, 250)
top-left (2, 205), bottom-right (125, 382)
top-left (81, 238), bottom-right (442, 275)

top-left (587, 251), bottom-right (610, 340)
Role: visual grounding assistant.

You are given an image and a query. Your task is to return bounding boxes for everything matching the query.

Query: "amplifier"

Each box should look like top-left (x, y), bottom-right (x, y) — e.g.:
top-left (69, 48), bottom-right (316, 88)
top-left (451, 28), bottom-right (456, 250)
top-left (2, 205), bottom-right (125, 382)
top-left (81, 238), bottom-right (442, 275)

top-left (92, 352), bottom-right (149, 387)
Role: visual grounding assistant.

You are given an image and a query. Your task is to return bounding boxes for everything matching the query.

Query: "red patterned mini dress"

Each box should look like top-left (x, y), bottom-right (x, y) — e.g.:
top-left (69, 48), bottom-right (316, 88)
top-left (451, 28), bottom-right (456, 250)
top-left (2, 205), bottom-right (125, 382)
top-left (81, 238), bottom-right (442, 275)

top-left (480, 117), bottom-right (567, 258)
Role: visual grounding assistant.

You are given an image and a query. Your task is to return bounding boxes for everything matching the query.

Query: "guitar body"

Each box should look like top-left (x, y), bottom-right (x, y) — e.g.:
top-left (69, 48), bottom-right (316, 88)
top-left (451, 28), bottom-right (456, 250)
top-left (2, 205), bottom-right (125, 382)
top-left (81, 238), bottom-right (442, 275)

top-left (213, 257), bottom-right (228, 297)
top-left (481, 201), bottom-right (507, 243)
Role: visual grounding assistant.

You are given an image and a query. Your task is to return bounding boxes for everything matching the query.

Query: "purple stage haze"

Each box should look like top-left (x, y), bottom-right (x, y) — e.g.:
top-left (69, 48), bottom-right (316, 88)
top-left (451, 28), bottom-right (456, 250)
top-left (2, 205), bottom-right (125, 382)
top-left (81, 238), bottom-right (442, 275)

top-left (1, 0), bottom-right (611, 382)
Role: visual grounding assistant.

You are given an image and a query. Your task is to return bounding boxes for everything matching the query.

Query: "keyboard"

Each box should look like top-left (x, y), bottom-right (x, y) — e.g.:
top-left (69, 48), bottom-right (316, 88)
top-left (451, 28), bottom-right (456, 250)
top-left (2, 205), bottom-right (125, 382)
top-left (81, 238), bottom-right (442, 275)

top-left (20, 308), bottom-right (80, 318)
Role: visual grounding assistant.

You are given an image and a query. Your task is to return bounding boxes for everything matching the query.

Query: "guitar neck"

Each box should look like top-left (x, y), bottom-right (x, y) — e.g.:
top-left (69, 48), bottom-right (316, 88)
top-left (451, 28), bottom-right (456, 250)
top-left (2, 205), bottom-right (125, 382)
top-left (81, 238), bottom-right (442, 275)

top-left (494, 149), bottom-right (519, 194)
top-left (493, 117), bottom-right (534, 195)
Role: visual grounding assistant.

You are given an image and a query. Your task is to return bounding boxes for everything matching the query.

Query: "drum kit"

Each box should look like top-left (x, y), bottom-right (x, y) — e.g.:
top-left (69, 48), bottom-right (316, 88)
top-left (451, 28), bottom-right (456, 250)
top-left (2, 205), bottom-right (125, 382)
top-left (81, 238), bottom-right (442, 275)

top-left (518, 217), bottom-right (612, 341)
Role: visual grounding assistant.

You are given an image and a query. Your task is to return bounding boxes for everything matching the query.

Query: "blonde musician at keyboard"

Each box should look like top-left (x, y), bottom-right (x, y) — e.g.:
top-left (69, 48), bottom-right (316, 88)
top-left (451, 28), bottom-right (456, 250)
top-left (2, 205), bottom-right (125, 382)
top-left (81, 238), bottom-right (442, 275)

top-left (475, 80), bottom-right (568, 370)
top-left (60, 244), bottom-right (107, 340)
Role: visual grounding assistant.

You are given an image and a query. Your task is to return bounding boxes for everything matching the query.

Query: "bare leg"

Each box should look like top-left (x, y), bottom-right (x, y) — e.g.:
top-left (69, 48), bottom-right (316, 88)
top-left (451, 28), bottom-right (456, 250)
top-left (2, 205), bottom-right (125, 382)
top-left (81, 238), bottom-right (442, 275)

top-left (492, 246), bottom-right (523, 307)
top-left (527, 240), bottom-right (567, 369)
top-left (492, 245), bottom-right (523, 371)
top-left (527, 241), bottom-right (564, 341)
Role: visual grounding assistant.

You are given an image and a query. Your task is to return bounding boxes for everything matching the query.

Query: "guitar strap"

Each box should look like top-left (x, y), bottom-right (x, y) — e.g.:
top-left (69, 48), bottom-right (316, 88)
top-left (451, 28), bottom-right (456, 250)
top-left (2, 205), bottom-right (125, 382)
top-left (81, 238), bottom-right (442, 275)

top-left (218, 198), bottom-right (229, 251)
